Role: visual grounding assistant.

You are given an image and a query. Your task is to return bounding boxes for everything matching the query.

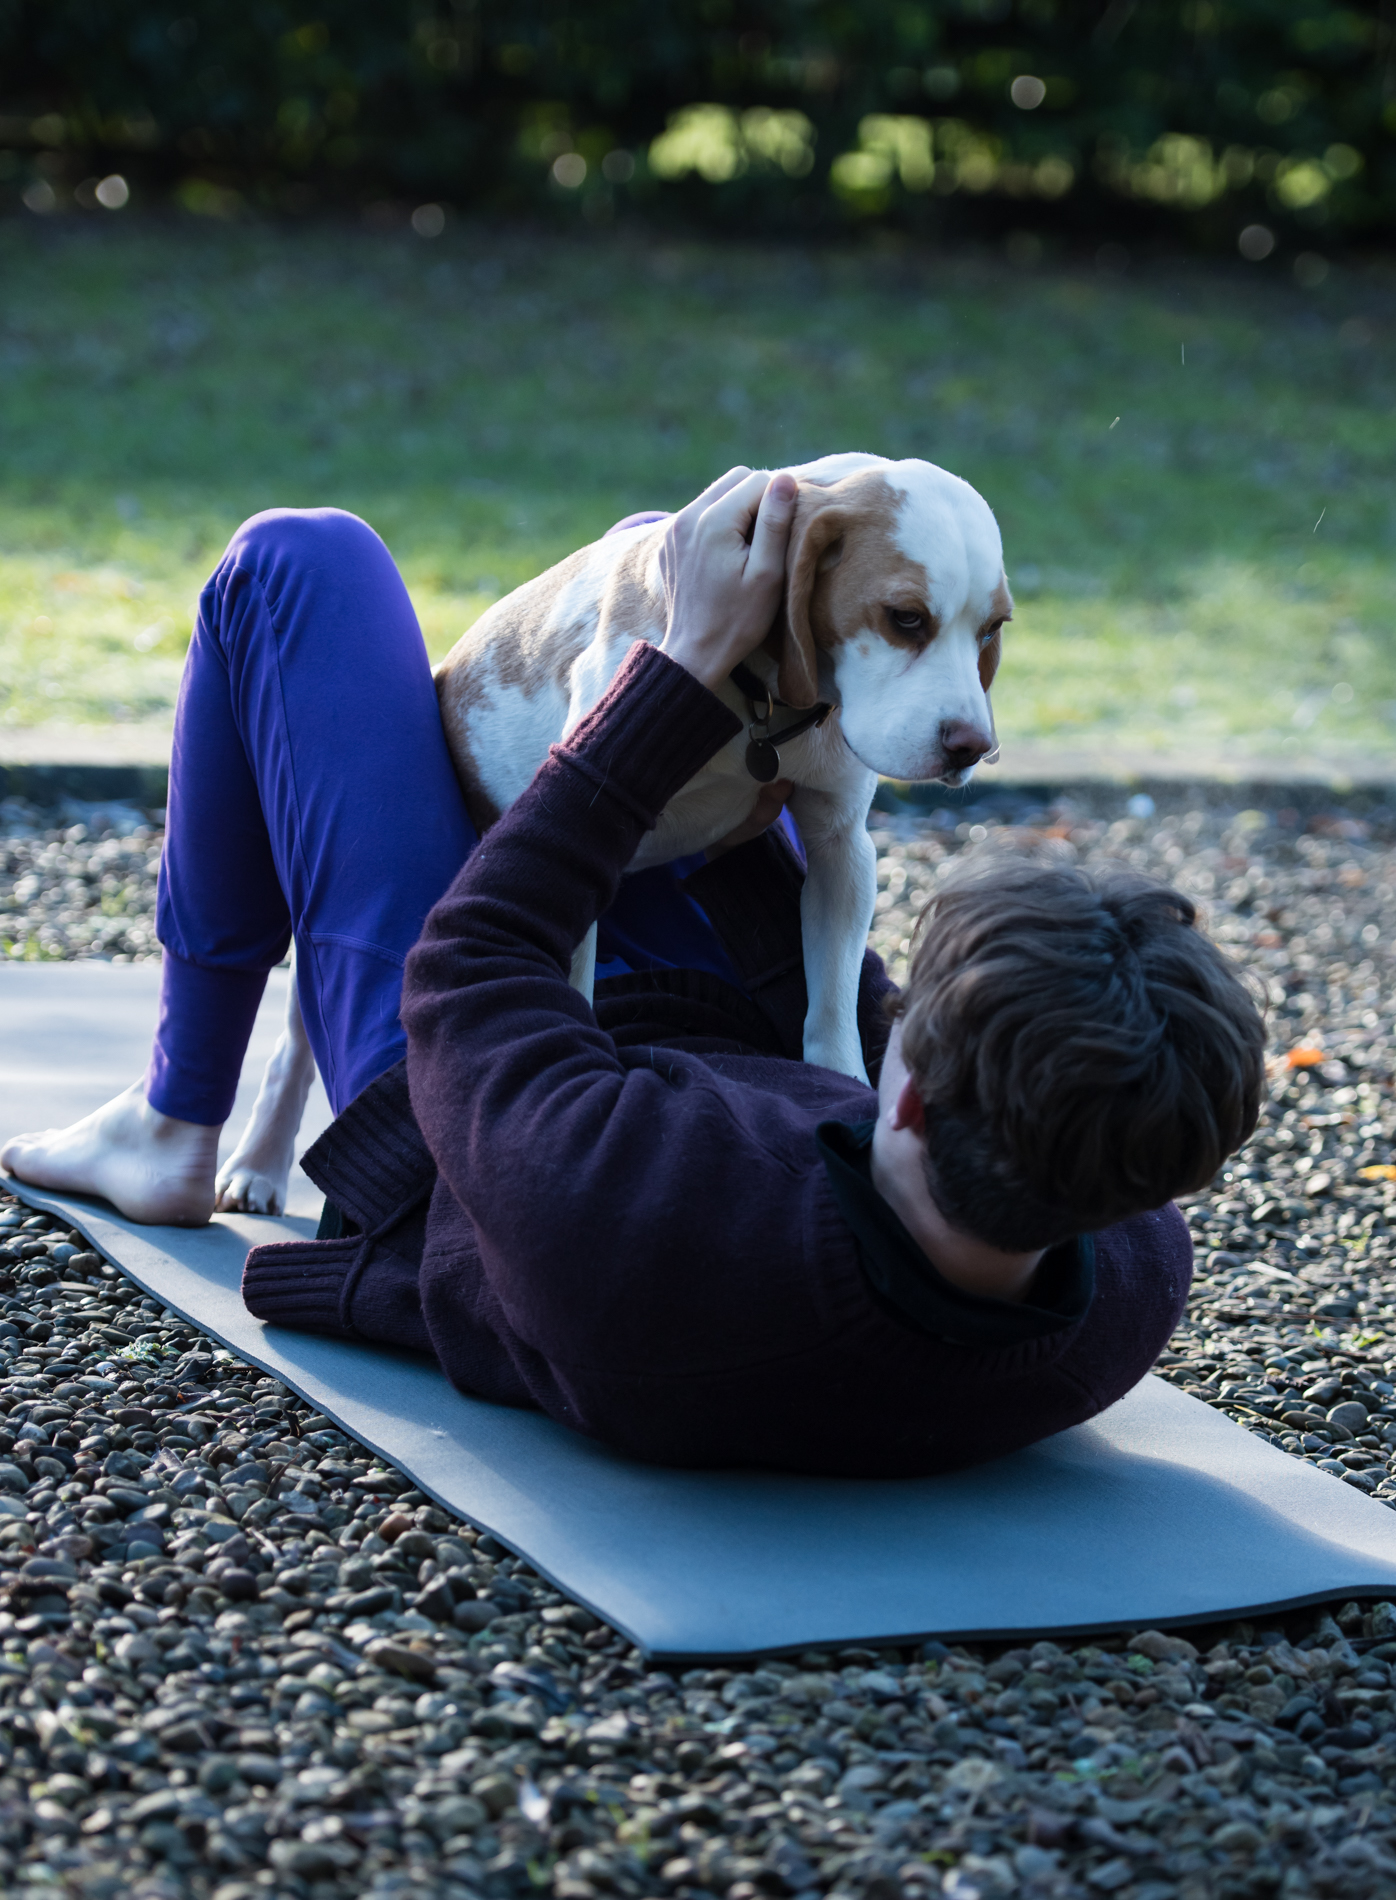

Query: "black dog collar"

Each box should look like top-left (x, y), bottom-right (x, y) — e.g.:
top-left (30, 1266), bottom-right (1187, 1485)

top-left (730, 662), bottom-right (832, 783)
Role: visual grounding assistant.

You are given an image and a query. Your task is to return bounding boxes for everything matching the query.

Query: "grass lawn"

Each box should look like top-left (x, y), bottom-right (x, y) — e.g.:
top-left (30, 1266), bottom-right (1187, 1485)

top-left (0, 217), bottom-right (1392, 769)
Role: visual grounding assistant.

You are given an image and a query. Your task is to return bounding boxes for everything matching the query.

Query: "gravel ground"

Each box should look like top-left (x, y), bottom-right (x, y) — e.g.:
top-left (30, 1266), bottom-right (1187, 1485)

top-left (1, 800), bottom-right (162, 963)
top-left (3, 782), bottom-right (1396, 1900)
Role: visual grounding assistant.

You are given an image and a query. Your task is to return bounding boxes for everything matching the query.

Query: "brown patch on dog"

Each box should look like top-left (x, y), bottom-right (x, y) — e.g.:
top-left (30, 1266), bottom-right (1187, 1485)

top-left (437, 543), bottom-right (597, 709)
top-left (435, 613), bottom-right (513, 831)
top-left (977, 577), bottom-right (1012, 691)
top-left (434, 548), bottom-right (602, 820)
top-left (594, 530), bottom-right (666, 660)
top-left (435, 673), bottom-right (501, 834)
top-left (433, 527), bottom-right (667, 828)
top-left (770, 472), bottom-right (930, 706)
top-left (977, 631), bottom-right (1002, 694)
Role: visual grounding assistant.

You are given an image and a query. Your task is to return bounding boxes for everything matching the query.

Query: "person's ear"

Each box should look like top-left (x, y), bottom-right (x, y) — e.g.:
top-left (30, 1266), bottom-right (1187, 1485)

top-left (891, 1075), bottom-right (926, 1136)
top-left (767, 494), bottom-right (845, 708)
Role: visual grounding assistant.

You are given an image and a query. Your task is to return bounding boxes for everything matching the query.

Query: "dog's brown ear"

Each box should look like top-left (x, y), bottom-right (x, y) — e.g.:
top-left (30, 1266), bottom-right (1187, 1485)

top-left (770, 500), bottom-right (845, 708)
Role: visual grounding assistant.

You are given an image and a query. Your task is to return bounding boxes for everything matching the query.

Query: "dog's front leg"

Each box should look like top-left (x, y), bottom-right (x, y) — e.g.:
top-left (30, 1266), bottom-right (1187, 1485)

top-left (791, 790), bottom-right (878, 1084)
top-left (214, 954), bottom-right (317, 1216)
top-left (570, 920), bottom-right (598, 1003)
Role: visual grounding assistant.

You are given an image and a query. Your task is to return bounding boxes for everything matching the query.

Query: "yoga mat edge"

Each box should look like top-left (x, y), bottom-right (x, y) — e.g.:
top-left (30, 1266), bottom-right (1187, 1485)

top-left (9, 1177), bottom-right (1396, 1660)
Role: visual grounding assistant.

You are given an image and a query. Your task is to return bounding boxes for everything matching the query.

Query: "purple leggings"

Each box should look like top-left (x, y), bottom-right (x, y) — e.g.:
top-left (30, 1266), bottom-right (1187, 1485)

top-left (146, 508), bottom-right (738, 1125)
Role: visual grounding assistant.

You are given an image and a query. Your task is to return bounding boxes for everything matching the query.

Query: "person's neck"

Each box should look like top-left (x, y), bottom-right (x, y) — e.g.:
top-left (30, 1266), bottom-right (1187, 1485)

top-left (870, 1121), bottom-right (1046, 1304)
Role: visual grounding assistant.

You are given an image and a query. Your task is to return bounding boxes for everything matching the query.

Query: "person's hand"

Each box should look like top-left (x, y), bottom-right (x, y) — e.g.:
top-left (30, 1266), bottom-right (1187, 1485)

top-left (658, 467), bottom-right (798, 692)
top-left (705, 777), bottom-right (795, 861)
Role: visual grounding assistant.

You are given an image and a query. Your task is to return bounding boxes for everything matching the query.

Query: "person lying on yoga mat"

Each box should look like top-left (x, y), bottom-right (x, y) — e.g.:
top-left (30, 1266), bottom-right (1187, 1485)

top-left (2, 471), bottom-right (1266, 1476)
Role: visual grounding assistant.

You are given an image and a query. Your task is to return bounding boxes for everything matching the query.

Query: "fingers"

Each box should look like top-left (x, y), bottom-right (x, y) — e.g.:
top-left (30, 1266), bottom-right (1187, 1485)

top-left (698, 468), bottom-right (769, 546)
top-left (704, 465), bottom-right (755, 504)
top-left (746, 471), bottom-right (798, 581)
top-left (700, 467), bottom-right (796, 562)
top-left (671, 466), bottom-right (754, 537)
top-left (657, 468), bottom-right (800, 690)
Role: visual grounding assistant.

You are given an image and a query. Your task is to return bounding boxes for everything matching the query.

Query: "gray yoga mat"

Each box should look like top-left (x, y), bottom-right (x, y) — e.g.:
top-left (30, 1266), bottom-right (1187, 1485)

top-left (6, 963), bottom-right (1396, 1659)
top-left (0, 962), bottom-right (334, 1214)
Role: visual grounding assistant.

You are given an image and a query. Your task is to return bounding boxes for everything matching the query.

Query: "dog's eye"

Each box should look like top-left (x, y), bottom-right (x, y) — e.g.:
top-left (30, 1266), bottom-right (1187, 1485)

top-left (887, 608), bottom-right (925, 633)
top-left (979, 619), bottom-right (1006, 645)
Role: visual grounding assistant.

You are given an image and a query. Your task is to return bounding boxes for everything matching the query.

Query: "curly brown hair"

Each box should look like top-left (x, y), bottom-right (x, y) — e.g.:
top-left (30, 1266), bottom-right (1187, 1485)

top-left (890, 854), bottom-right (1267, 1252)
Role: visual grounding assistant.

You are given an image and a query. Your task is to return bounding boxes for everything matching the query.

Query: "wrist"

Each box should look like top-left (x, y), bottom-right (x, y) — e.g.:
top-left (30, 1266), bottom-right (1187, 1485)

top-left (658, 631), bottom-right (731, 694)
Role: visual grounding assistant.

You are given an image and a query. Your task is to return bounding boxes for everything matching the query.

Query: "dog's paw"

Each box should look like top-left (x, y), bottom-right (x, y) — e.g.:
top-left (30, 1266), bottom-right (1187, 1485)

top-left (802, 1035), bottom-right (869, 1086)
top-left (214, 1163), bottom-right (288, 1216)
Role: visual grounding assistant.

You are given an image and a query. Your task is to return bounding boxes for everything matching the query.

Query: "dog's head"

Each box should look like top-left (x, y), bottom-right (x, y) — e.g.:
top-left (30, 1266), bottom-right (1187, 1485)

top-left (766, 455), bottom-right (1009, 785)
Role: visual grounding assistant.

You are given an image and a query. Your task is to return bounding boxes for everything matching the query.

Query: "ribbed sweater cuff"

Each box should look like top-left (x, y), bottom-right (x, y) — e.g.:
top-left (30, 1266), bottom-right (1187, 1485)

top-left (241, 1237), bottom-right (359, 1337)
top-left (299, 1058), bottom-right (436, 1233)
top-left (554, 642), bottom-right (741, 821)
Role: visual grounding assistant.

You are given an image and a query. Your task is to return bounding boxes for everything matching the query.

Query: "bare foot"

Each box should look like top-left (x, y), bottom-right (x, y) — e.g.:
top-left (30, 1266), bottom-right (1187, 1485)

top-left (1, 1081), bottom-right (220, 1226)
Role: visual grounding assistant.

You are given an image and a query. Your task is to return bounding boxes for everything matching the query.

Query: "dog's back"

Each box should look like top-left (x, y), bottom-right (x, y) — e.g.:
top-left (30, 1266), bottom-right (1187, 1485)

top-left (435, 520), bottom-right (669, 834)
top-left (435, 450), bottom-right (1008, 841)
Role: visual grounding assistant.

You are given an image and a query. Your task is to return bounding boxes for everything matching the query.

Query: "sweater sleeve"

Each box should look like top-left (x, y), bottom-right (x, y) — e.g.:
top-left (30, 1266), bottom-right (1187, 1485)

top-left (407, 640), bottom-right (741, 1001)
top-left (400, 641), bottom-right (840, 1380)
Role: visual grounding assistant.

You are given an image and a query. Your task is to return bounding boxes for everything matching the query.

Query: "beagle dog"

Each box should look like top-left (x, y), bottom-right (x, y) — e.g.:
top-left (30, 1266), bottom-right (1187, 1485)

top-left (214, 453), bottom-right (1008, 1214)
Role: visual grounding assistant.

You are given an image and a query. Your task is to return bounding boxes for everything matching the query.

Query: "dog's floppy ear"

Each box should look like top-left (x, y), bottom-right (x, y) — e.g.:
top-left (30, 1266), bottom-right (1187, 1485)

top-left (770, 497), bottom-right (846, 709)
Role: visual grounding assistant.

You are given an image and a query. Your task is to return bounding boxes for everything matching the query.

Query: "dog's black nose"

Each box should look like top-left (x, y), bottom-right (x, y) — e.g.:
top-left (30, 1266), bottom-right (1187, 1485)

top-left (939, 720), bottom-right (995, 774)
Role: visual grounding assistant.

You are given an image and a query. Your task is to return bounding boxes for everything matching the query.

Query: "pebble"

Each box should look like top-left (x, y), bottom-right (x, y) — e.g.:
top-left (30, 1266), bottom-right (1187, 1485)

top-left (4, 787), bottom-right (1396, 1900)
top-left (1, 805), bottom-right (162, 962)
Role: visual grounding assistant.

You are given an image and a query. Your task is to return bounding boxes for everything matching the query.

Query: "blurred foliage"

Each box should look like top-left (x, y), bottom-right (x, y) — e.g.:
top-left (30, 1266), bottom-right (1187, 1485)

top-left (0, 1), bottom-right (1391, 249)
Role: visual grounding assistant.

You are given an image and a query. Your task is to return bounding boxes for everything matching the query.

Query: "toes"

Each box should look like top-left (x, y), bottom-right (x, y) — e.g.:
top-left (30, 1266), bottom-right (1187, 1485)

top-left (245, 1174), bottom-right (284, 1216)
top-left (2, 1135), bottom-right (56, 1183)
top-left (241, 1175), bottom-right (268, 1213)
top-left (215, 1170), bottom-right (285, 1216)
top-left (214, 1170), bottom-right (251, 1213)
top-left (216, 1166), bottom-right (254, 1210)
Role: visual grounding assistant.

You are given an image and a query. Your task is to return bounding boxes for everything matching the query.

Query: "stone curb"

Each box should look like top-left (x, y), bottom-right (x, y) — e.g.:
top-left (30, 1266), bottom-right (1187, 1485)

top-left (1, 762), bottom-right (171, 811)
top-left (5, 761), bottom-right (1396, 819)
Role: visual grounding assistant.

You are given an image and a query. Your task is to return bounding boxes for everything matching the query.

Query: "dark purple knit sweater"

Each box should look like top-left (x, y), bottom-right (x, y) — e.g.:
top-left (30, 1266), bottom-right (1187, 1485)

top-left (243, 642), bottom-right (1191, 1477)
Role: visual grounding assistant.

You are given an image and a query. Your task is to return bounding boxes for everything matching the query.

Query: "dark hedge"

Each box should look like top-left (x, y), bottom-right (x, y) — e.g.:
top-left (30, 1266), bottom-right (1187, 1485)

top-left (0, 1), bottom-right (1390, 249)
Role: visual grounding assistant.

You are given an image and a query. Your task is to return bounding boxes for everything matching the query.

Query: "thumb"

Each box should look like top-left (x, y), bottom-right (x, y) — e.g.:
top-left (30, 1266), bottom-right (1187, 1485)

top-left (747, 471), bottom-right (798, 581)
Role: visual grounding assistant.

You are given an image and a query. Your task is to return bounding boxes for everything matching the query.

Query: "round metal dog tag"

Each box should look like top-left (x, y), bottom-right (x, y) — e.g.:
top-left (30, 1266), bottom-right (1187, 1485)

top-left (745, 737), bottom-right (781, 782)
